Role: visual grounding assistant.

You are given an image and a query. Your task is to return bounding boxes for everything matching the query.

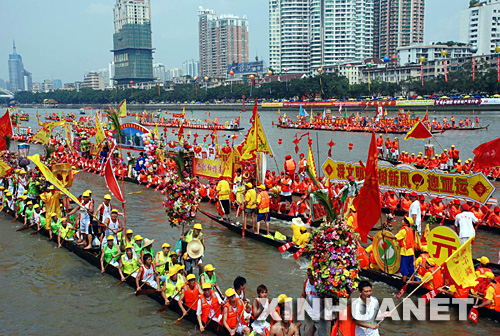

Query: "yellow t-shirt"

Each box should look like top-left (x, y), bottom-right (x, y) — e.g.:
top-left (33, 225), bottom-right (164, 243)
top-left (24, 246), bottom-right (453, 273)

top-left (216, 180), bottom-right (230, 200)
top-left (395, 227), bottom-right (414, 256)
top-left (236, 186), bottom-right (245, 204)
top-left (256, 193), bottom-right (269, 214)
top-left (485, 285), bottom-right (497, 309)
top-left (244, 189), bottom-right (257, 209)
top-left (296, 232), bottom-right (310, 249)
top-left (291, 224), bottom-right (304, 243)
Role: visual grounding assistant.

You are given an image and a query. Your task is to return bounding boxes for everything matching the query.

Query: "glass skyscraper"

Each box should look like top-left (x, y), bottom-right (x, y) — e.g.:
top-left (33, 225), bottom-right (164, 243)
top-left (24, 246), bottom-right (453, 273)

top-left (8, 41), bottom-right (31, 91)
top-left (112, 0), bottom-right (154, 85)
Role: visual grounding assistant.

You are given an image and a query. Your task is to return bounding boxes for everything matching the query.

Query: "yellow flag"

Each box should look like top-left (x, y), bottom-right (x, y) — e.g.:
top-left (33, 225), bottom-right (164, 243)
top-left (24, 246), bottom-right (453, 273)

top-left (95, 115), bottom-right (105, 145)
top-left (238, 109), bottom-right (274, 160)
top-left (32, 121), bottom-right (66, 145)
top-left (182, 106), bottom-right (185, 116)
top-left (278, 109), bottom-right (280, 115)
top-left (153, 124), bottom-right (159, 139)
top-left (0, 160), bottom-right (13, 178)
top-left (221, 148), bottom-right (233, 178)
top-left (307, 143), bottom-right (317, 178)
top-left (443, 236), bottom-right (479, 289)
top-left (28, 154), bottom-right (83, 207)
top-left (118, 100), bottom-right (127, 118)
top-left (64, 122), bottom-right (73, 150)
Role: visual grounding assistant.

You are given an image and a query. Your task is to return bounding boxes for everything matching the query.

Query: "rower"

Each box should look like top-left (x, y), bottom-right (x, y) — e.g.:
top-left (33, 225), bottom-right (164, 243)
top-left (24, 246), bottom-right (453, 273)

top-left (489, 207), bottom-right (500, 227)
top-left (118, 244), bottom-right (139, 281)
top-left (103, 209), bottom-right (123, 244)
top-left (178, 274), bottom-right (201, 317)
top-left (251, 284), bottom-right (271, 336)
top-left (57, 218), bottom-right (75, 248)
top-left (119, 229), bottom-right (134, 252)
top-left (199, 264), bottom-right (222, 297)
top-left (256, 185), bottom-right (270, 236)
top-left (407, 258), bottom-right (444, 291)
top-left (222, 288), bottom-right (251, 336)
top-left (133, 235), bottom-right (144, 259)
top-left (136, 253), bottom-right (160, 290)
top-left (269, 303), bottom-right (299, 336)
top-left (32, 204), bottom-right (43, 231)
top-left (243, 182), bottom-right (257, 232)
top-left (197, 282), bottom-right (223, 332)
top-left (100, 235), bottom-right (121, 273)
top-left (473, 273), bottom-right (500, 311)
top-left (155, 243), bottom-right (171, 277)
top-left (4, 192), bottom-right (14, 215)
top-left (161, 264), bottom-right (186, 306)
top-left (49, 212), bottom-right (61, 240)
top-left (476, 256), bottom-right (493, 277)
top-left (141, 238), bottom-right (155, 261)
top-left (23, 201), bottom-right (34, 228)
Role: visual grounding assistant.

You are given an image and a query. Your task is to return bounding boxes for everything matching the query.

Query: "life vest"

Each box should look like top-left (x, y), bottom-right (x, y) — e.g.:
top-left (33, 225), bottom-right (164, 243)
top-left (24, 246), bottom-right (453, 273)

top-left (424, 266), bottom-right (444, 290)
top-left (280, 177), bottom-right (292, 192)
top-left (258, 191), bottom-right (270, 210)
top-left (388, 195), bottom-right (399, 209)
top-left (476, 267), bottom-right (493, 277)
top-left (199, 272), bottom-right (217, 285)
top-left (285, 159), bottom-right (296, 171)
top-left (182, 283), bottom-right (200, 308)
top-left (185, 229), bottom-right (204, 243)
top-left (121, 254), bottom-right (138, 275)
top-left (398, 226), bottom-right (415, 249)
top-left (486, 283), bottom-right (500, 311)
top-left (199, 291), bottom-right (222, 323)
top-left (224, 299), bottom-right (246, 329)
top-left (199, 185), bottom-right (207, 198)
top-left (416, 253), bottom-right (429, 277)
top-left (103, 243), bottom-right (119, 263)
top-left (392, 141), bottom-right (399, 150)
top-left (377, 137), bottom-right (383, 147)
top-left (401, 198), bottom-right (412, 212)
top-left (431, 202), bottom-right (444, 215)
top-left (156, 251), bottom-right (170, 275)
top-left (490, 213), bottom-right (500, 227)
top-left (299, 158), bottom-right (307, 170)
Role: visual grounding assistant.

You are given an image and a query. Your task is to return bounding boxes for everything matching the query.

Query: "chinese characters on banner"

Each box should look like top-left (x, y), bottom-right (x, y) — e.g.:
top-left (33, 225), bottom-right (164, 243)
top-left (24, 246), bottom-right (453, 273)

top-left (427, 227), bottom-right (461, 266)
top-left (321, 158), bottom-right (495, 204)
top-left (193, 158), bottom-right (224, 179)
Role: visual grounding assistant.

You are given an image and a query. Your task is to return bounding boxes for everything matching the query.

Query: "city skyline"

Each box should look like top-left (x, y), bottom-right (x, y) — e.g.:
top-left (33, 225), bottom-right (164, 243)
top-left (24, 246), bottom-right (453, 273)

top-left (1, 0), bottom-right (468, 84)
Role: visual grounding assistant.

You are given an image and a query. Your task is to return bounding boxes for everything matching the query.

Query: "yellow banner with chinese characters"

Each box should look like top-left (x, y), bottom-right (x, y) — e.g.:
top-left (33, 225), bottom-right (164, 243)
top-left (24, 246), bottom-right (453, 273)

top-left (443, 236), bottom-right (478, 289)
top-left (193, 158), bottom-right (225, 179)
top-left (32, 121), bottom-right (66, 145)
top-left (321, 159), bottom-right (495, 204)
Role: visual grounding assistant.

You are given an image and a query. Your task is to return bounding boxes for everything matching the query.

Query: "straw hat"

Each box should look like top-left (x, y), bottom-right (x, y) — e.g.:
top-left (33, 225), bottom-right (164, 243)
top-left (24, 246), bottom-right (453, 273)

top-left (143, 238), bottom-right (155, 247)
top-left (187, 240), bottom-right (204, 259)
top-left (292, 217), bottom-right (305, 227)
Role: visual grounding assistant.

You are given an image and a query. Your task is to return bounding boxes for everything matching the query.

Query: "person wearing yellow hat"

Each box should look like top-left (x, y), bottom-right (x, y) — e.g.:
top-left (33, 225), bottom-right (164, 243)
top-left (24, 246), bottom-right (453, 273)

top-left (181, 223), bottom-right (205, 273)
top-left (23, 200), bottom-right (34, 229)
top-left (476, 256), bottom-right (492, 277)
top-left (68, 189), bottom-right (94, 249)
top-left (118, 244), bottom-right (139, 282)
top-left (178, 273), bottom-right (201, 317)
top-left (57, 218), bottom-right (75, 248)
top-left (243, 182), bottom-right (257, 232)
top-left (222, 288), bottom-right (251, 336)
top-left (119, 228), bottom-right (134, 251)
top-left (199, 264), bottom-right (222, 296)
top-left (94, 194), bottom-right (113, 239)
top-left (216, 178), bottom-right (231, 221)
top-left (31, 203), bottom-right (44, 232)
top-left (103, 208), bottom-right (123, 245)
top-left (100, 235), bottom-right (121, 273)
top-left (473, 272), bottom-right (500, 311)
top-left (48, 212), bottom-right (61, 240)
top-left (40, 184), bottom-right (62, 231)
top-left (407, 257), bottom-right (444, 292)
top-left (384, 216), bottom-right (415, 282)
top-left (13, 194), bottom-right (26, 222)
top-left (16, 169), bottom-right (28, 199)
top-left (136, 252), bottom-right (161, 291)
top-left (4, 191), bottom-right (14, 215)
top-left (133, 235), bottom-right (144, 258)
top-left (197, 282), bottom-right (223, 331)
top-left (160, 264), bottom-right (186, 306)
top-left (155, 243), bottom-right (171, 276)
top-left (256, 185), bottom-right (270, 236)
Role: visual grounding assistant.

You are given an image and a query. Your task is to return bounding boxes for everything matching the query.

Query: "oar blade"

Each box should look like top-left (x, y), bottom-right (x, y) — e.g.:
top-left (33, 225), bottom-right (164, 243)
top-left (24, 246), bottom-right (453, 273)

top-left (468, 308), bottom-right (478, 323)
top-left (136, 288), bottom-right (157, 296)
top-left (394, 284), bottom-right (407, 300)
top-left (157, 305), bottom-right (168, 313)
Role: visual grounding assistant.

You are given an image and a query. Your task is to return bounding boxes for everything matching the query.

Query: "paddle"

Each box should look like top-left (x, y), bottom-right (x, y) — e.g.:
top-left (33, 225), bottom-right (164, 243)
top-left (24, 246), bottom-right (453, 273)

top-left (112, 267), bottom-right (139, 286)
top-left (16, 226), bottom-right (30, 232)
top-left (469, 297), bottom-right (480, 323)
top-left (394, 267), bottom-right (419, 299)
top-left (174, 298), bottom-right (199, 324)
top-left (279, 242), bottom-right (293, 253)
top-left (204, 304), bottom-right (223, 329)
top-left (134, 272), bottom-right (156, 296)
top-left (157, 287), bottom-right (183, 313)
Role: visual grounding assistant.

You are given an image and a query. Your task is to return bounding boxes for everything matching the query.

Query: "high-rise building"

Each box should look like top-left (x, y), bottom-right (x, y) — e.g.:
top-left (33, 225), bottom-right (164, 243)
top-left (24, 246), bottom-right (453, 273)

top-left (270, 1), bottom-right (374, 74)
top-left (83, 72), bottom-right (105, 90)
top-left (42, 79), bottom-right (54, 92)
top-left (374, 0), bottom-right (425, 58)
top-left (112, 0), bottom-right (154, 85)
top-left (166, 67), bottom-right (183, 81)
top-left (0, 78), bottom-right (5, 89)
top-left (153, 63), bottom-right (167, 82)
top-left (52, 79), bottom-right (63, 90)
top-left (198, 7), bottom-right (249, 79)
top-left (182, 59), bottom-right (200, 78)
top-left (8, 41), bottom-right (31, 91)
top-left (460, 0), bottom-right (500, 56)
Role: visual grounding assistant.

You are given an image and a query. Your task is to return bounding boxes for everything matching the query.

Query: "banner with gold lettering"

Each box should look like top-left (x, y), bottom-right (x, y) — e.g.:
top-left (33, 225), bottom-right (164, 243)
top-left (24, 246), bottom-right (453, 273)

top-left (193, 158), bottom-right (225, 179)
top-left (427, 227), bottom-right (461, 266)
top-left (442, 236), bottom-right (479, 289)
top-left (321, 159), bottom-right (495, 204)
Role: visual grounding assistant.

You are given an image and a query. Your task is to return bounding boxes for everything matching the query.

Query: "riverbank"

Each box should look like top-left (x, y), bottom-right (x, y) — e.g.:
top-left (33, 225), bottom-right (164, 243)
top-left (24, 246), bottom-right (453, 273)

top-left (14, 103), bottom-right (500, 113)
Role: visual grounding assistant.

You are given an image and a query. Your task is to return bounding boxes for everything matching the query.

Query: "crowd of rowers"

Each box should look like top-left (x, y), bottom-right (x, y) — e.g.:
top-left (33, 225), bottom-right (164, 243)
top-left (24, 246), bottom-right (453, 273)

top-left (278, 113), bottom-right (480, 132)
top-left (376, 134), bottom-right (499, 178)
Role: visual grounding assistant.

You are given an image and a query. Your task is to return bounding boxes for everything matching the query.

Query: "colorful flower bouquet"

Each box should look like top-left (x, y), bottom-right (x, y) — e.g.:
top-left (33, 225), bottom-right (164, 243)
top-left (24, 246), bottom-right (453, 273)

top-left (162, 175), bottom-right (202, 227)
top-left (307, 219), bottom-right (361, 299)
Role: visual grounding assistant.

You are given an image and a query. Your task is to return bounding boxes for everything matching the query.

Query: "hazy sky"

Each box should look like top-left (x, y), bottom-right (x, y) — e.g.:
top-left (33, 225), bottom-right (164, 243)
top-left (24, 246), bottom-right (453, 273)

top-left (1, 0), bottom-right (469, 84)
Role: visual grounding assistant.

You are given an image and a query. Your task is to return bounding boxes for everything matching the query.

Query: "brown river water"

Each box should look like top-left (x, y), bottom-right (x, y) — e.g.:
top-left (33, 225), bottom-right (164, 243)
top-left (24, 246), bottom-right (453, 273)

top-left (0, 108), bottom-right (499, 335)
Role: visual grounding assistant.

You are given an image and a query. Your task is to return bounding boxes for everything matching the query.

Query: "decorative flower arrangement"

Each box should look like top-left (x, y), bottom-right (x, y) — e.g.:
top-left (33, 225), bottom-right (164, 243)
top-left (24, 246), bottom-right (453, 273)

top-left (307, 219), bottom-right (361, 299)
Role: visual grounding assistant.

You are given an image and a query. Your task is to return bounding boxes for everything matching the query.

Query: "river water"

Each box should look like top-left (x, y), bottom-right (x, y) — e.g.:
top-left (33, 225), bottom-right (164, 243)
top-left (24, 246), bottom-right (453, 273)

top-left (0, 107), bottom-right (499, 335)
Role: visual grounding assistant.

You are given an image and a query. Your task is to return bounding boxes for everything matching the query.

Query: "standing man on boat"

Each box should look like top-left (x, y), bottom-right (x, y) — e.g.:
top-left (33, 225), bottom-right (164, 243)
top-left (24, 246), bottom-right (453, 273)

top-left (454, 204), bottom-right (478, 244)
top-left (69, 190), bottom-right (94, 249)
top-left (243, 183), bottom-right (257, 232)
top-left (278, 172), bottom-right (293, 214)
top-left (216, 178), bottom-right (231, 221)
top-left (385, 217), bottom-right (415, 282)
top-left (284, 155), bottom-right (296, 178)
top-left (335, 175), bottom-right (363, 219)
top-left (256, 185), bottom-right (271, 236)
top-left (40, 185), bottom-right (62, 229)
top-left (408, 192), bottom-right (421, 235)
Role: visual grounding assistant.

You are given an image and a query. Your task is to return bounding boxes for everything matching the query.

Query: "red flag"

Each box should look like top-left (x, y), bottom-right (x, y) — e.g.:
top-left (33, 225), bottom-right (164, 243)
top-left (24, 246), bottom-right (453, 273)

top-left (472, 137), bottom-right (500, 169)
top-left (104, 146), bottom-right (125, 203)
top-left (404, 120), bottom-right (433, 140)
top-left (177, 123), bottom-right (184, 142)
top-left (394, 284), bottom-right (408, 299)
top-left (0, 110), bottom-right (14, 151)
top-left (354, 132), bottom-right (381, 243)
top-left (422, 110), bottom-right (429, 123)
